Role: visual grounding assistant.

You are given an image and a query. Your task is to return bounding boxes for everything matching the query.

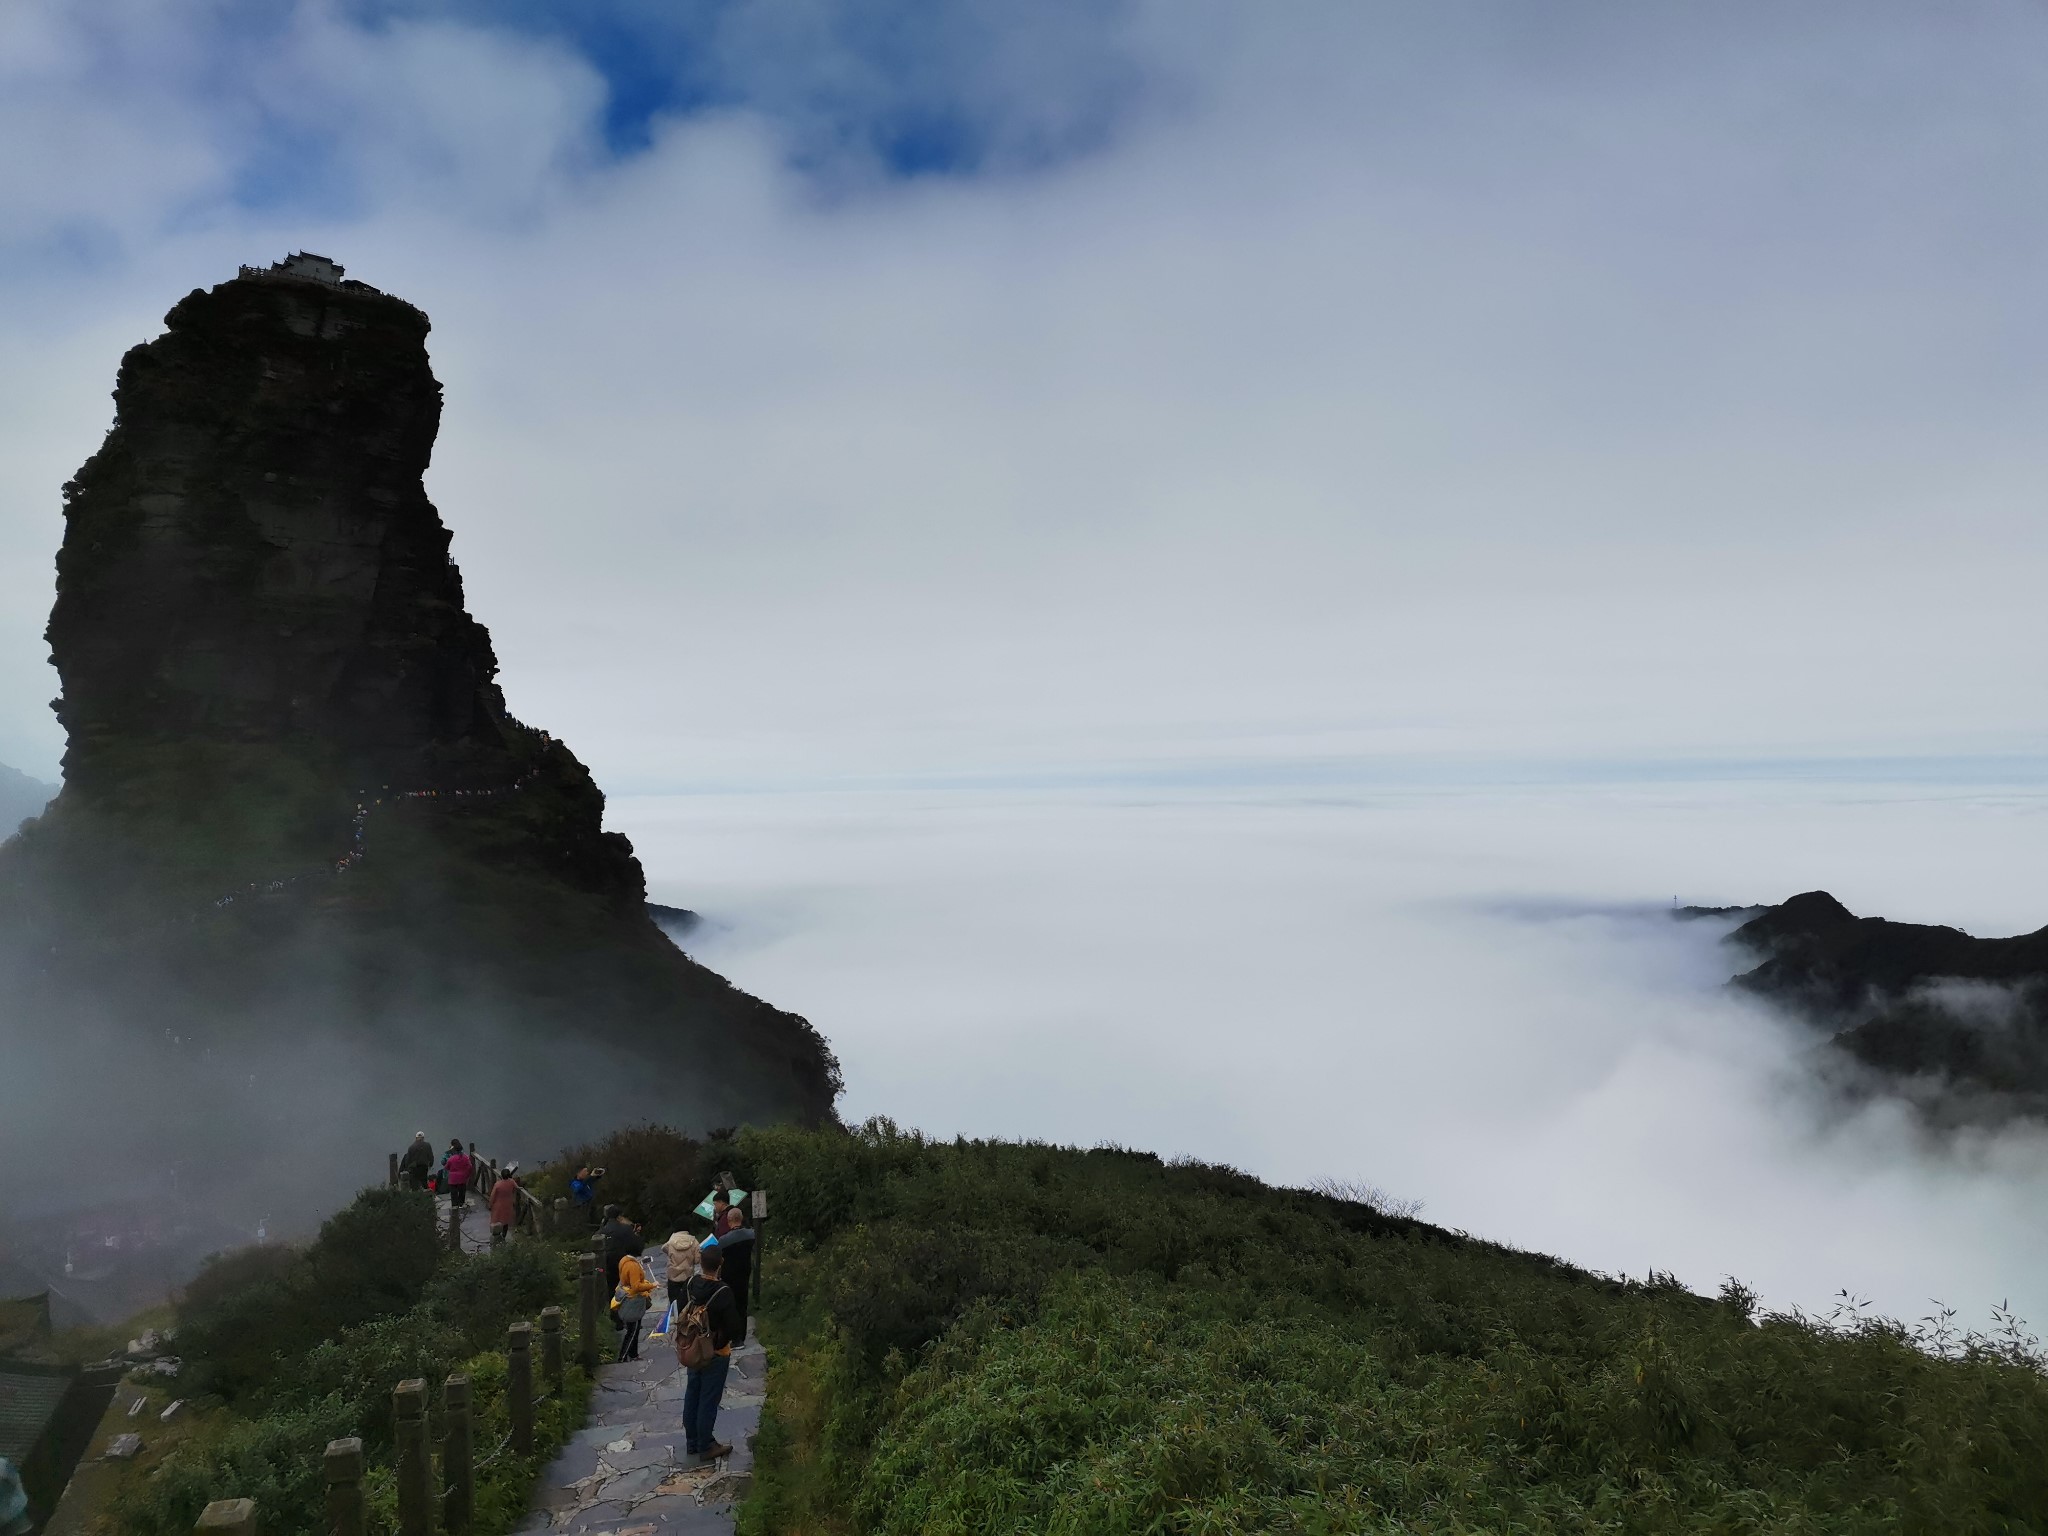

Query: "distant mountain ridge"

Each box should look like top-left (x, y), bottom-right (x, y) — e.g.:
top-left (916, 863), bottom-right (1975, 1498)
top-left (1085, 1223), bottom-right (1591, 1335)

top-left (1722, 890), bottom-right (2048, 1111)
top-left (0, 762), bottom-right (54, 837)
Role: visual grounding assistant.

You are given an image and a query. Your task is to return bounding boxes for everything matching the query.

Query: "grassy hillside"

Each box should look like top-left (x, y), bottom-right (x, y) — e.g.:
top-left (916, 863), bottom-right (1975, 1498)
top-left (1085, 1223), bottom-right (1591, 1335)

top-left (625, 1120), bottom-right (2048, 1534)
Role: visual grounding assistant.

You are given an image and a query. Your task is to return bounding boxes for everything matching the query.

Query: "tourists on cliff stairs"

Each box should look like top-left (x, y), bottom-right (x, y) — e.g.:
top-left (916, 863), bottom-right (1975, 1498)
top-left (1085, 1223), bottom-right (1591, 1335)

top-left (398, 1133), bottom-right (433, 1192)
top-left (664, 1227), bottom-right (701, 1306)
top-left (613, 1248), bottom-right (655, 1361)
top-left (489, 1162), bottom-right (523, 1246)
top-left (599, 1205), bottom-right (640, 1292)
top-left (717, 1206), bottom-right (756, 1342)
top-left (678, 1245), bottom-right (740, 1463)
top-left (443, 1139), bottom-right (473, 1213)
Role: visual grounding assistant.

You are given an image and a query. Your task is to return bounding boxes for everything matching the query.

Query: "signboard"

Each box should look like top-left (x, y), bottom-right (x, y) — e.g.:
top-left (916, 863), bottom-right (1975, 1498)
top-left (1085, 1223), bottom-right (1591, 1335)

top-left (692, 1188), bottom-right (748, 1220)
top-left (752, 1187), bottom-right (767, 1222)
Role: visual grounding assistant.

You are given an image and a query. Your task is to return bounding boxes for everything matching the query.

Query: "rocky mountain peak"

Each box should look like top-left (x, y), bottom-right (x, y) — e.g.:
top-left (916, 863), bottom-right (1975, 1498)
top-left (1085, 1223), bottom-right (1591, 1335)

top-left (48, 261), bottom-right (510, 804)
top-left (1, 262), bottom-right (839, 1200)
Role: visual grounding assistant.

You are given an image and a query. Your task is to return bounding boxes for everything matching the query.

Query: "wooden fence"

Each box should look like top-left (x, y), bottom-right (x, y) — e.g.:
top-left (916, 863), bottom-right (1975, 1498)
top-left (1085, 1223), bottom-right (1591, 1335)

top-left (191, 1232), bottom-right (613, 1536)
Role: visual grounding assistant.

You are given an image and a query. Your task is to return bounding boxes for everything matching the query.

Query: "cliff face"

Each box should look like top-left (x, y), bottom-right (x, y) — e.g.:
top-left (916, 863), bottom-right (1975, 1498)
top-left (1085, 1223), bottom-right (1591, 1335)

top-left (51, 272), bottom-right (505, 794)
top-left (1726, 891), bottom-right (2048, 1109)
top-left (32, 265), bottom-right (640, 907)
top-left (0, 259), bottom-right (838, 1219)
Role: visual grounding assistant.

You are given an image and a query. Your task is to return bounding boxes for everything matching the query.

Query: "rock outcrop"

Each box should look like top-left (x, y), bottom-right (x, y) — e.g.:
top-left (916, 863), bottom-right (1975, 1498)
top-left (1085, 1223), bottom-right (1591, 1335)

top-left (0, 257), bottom-right (838, 1221)
top-left (1725, 891), bottom-right (2048, 1108)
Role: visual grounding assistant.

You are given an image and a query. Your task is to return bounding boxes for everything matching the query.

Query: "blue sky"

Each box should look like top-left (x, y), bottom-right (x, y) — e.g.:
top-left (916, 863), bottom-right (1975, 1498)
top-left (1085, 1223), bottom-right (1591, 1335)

top-left (366, 0), bottom-right (1149, 173)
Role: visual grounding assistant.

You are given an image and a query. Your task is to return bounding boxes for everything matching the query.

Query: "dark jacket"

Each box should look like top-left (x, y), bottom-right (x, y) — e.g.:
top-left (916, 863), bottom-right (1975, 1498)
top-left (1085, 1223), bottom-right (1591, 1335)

top-left (600, 1218), bottom-right (641, 1289)
top-left (398, 1141), bottom-right (433, 1175)
top-left (717, 1227), bottom-right (755, 1307)
top-left (684, 1274), bottom-right (741, 1354)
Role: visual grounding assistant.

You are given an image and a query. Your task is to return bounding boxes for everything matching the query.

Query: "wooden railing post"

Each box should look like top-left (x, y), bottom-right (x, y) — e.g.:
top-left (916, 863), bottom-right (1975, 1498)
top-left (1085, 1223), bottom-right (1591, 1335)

top-left (196, 1499), bottom-right (257, 1536)
top-left (577, 1254), bottom-right (598, 1373)
top-left (442, 1376), bottom-right (473, 1534)
top-left (753, 1186), bottom-right (767, 1309)
top-left (507, 1324), bottom-right (534, 1456)
top-left (393, 1379), bottom-right (433, 1536)
top-left (540, 1306), bottom-right (564, 1396)
top-left (324, 1438), bottom-right (365, 1536)
top-left (388, 1152), bottom-right (399, 1189)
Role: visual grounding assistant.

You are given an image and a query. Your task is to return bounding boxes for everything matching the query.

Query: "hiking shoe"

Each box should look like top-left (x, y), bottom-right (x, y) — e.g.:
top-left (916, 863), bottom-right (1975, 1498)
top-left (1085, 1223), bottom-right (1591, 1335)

top-left (701, 1441), bottom-right (732, 1461)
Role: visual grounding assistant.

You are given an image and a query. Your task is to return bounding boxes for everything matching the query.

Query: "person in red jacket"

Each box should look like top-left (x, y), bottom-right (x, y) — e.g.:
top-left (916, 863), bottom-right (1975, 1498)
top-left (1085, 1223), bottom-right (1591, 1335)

top-left (442, 1139), bottom-right (474, 1212)
top-left (489, 1162), bottom-right (523, 1246)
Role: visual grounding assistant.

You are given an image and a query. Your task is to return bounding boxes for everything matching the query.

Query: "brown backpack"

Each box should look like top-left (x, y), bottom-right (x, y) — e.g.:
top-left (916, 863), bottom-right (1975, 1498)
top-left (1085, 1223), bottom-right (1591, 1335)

top-left (674, 1283), bottom-right (728, 1369)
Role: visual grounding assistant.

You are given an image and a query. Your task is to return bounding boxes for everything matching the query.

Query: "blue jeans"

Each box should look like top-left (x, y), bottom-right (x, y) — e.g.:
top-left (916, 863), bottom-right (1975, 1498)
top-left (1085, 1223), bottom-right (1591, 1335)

top-left (683, 1354), bottom-right (731, 1453)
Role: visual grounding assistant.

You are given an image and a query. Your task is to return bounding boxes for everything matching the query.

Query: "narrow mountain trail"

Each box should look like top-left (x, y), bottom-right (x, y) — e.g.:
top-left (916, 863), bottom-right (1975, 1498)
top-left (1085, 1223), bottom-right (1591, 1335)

top-left (515, 1243), bottom-right (767, 1536)
top-left (203, 760), bottom-right (546, 915)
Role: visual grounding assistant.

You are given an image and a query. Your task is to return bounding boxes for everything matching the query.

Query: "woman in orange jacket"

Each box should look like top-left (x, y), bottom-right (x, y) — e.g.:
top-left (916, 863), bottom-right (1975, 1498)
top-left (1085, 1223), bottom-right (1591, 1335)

top-left (614, 1248), bottom-right (656, 1361)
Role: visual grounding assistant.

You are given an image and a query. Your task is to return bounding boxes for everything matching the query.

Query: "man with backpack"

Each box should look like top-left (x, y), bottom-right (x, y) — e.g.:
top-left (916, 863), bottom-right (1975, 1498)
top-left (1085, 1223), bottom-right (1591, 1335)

top-left (674, 1244), bottom-right (741, 1464)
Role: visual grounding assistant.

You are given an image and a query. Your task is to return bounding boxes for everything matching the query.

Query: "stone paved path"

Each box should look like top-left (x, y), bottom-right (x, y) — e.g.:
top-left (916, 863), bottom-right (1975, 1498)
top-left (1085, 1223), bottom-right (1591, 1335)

top-left (514, 1245), bottom-right (765, 1536)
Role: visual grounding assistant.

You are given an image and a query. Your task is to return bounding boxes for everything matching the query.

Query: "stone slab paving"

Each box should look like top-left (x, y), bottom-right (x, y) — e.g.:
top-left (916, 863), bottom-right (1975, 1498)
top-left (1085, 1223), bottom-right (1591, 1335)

top-left (515, 1245), bottom-right (765, 1536)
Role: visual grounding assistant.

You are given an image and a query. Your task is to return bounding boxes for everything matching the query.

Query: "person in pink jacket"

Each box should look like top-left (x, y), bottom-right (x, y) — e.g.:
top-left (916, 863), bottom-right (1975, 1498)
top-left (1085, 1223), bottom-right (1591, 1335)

top-left (442, 1139), bottom-right (473, 1210)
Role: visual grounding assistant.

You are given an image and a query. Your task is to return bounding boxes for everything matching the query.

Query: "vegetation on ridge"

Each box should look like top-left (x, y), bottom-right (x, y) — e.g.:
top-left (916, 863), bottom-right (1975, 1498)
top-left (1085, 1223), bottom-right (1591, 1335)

top-left (101, 1188), bottom-right (590, 1536)
top-left (555, 1119), bottom-right (2046, 1534)
top-left (82, 1122), bottom-right (2048, 1533)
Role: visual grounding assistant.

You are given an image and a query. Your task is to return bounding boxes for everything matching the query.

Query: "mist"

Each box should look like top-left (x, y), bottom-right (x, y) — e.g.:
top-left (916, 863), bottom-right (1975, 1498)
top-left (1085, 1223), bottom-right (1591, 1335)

top-left (0, 927), bottom-right (733, 1321)
top-left (4, 2), bottom-right (2048, 1332)
top-left (619, 770), bottom-right (2048, 1331)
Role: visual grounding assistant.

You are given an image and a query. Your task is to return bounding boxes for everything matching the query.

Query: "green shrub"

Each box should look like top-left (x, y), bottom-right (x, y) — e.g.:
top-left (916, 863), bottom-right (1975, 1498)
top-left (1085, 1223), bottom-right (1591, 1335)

top-left (259, 1311), bottom-right (464, 1449)
top-left (426, 1241), bottom-right (571, 1354)
top-left (139, 1186), bottom-right (587, 1536)
top-left (305, 1186), bottom-right (442, 1328)
top-left (172, 1246), bottom-right (311, 1399)
top-left (724, 1122), bottom-right (2048, 1534)
top-left (112, 1396), bottom-right (358, 1536)
top-left (549, 1123), bottom-right (724, 1239)
top-left (175, 1187), bottom-right (441, 1400)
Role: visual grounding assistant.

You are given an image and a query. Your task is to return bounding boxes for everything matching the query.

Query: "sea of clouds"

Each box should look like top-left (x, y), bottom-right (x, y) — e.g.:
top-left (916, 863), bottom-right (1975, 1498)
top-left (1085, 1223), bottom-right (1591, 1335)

top-left (621, 772), bottom-right (2048, 1332)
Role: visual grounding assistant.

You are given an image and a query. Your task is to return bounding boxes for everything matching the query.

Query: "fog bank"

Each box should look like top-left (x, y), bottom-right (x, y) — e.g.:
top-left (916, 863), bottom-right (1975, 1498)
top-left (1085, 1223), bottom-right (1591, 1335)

top-left (621, 769), bottom-right (2048, 1329)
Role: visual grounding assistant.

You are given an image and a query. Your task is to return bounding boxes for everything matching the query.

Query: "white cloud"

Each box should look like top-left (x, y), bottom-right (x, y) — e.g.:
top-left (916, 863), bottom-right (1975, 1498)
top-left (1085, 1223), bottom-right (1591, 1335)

top-left (3, 0), bottom-right (2047, 1315)
top-left (623, 775), bottom-right (2048, 1326)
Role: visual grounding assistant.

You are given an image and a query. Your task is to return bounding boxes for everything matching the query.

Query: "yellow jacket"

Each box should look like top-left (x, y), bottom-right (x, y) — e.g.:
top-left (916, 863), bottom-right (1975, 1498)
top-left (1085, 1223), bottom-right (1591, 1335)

top-left (617, 1253), bottom-right (655, 1300)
